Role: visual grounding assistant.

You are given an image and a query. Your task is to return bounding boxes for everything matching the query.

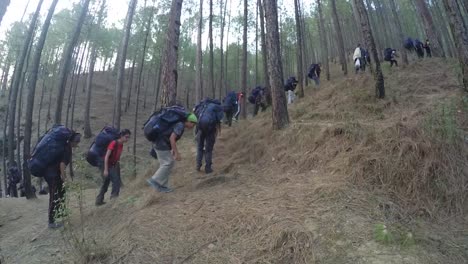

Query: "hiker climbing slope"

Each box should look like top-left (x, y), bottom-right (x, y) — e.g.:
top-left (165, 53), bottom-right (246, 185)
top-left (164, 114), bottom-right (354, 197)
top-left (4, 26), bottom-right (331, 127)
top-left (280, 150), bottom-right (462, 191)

top-left (284, 76), bottom-right (298, 104)
top-left (223, 91), bottom-right (237, 127)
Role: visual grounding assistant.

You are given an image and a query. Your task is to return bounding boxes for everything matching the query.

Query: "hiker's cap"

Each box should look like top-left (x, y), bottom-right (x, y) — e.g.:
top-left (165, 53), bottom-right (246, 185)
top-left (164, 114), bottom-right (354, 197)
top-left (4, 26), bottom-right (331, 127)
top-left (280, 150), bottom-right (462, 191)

top-left (187, 113), bottom-right (198, 123)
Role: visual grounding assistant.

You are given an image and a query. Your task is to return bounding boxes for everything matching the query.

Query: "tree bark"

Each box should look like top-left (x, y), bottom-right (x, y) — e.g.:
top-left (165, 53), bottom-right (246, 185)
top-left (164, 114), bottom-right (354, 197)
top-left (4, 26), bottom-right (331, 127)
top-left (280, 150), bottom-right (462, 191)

top-left (22, 0), bottom-right (59, 199)
top-left (414, 0), bottom-right (446, 57)
top-left (241, 0), bottom-right (248, 118)
top-left (389, 0), bottom-right (408, 65)
top-left (354, 0), bottom-right (385, 98)
top-left (54, 0), bottom-right (91, 124)
top-left (0, 0), bottom-right (10, 26)
top-left (258, 0), bottom-right (271, 105)
top-left (294, 0), bottom-right (304, 97)
top-left (219, 0), bottom-right (227, 99)
top-left (262, 0), bottom-right (289, 130)
top-left (160, 0), bottom-right (183, 107)
top-left (84, 0), bottom-right (106, 138)
top-left (195, 0), bottom-right (203, 103)
top-left (442, 0), bottom-right (468, 91)
top-left (8, 0), bottom-right (43, 170)
top-left (209, 0), bottom-right (215, 98)
top-left (330, 0), bottom-right (348, 75)
top-left (125, 55), bottom-right (137, 113)
top-left (113, 0), bottom-right (137, 129)
top-left (317, 0), bottom-right (330, 81)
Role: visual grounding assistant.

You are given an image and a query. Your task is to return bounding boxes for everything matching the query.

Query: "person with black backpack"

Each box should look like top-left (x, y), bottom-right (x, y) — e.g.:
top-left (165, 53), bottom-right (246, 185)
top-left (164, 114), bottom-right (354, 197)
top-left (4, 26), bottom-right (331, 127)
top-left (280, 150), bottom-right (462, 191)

top-left (284, 76), bottom-right (298, 104)
top-left (423, 39), bottom-right (432, 58)
top-left (194, 98), bottom-right (224, 174)
top-left (146, 108), bottom-right (198, 193)
top-left (43, 130), bottom-right (81, 229)
top-left (307, 63), bottom-right (321, 86)
top-left (384, 48), bottom-right (398, 67)
top-left (7, 161), bottom-right (21, 198)
top-left (95, 129), bottom-right (131, 206)
top-left (414, 39), bottom-right (425, 58)
top-left (223, 91), bottom-right (238, 127)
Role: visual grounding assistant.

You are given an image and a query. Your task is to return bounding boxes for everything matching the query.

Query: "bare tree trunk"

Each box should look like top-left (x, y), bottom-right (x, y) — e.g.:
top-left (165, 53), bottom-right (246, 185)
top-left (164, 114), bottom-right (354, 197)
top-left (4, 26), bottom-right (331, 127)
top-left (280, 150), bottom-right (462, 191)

top-left (195, 0), bottom-right (203, 103)
top-left (70, 42), bottom-right (89, 129)
top-left (241, 0), bottom-right (248, 118)
top-left (0, 0), bottom-right (10, 26)
top-left (219, 0), bottom-right (227, 99)
top-left (84, 0), bottom-right (106, 138)
top-left (330, 0), bottom-right (348, 75)
top-left (209, 0), bottom-right (215, 98)
top-left (113, 0), bottom-right (137, 129)
top-left (54, 0), bottom-right (91, 124)
top-left (354, 0), bottom-right (385, 98)
top-left (160, 0), bottom-right (183, 107)
top-left (389, 0), bottom-right (408, 65)
top-left (294, 0), bottom-right (304, 97)
top-left (414, 0), bottom-right (445, 57)
top-left (317, 0), bottom-right (330, 81)
top-left (258, 0), bottom-right (271, 105)
top-left (262, 0), bottom-right (289, 130)
top-left (125, 55), bottom-right (137, 112)
top-left (8, 0), bottom-right (43, 171)
top-left (23, 0), bottom-right (59, 199)
top-left (442, 0), bottom-right (468, 91)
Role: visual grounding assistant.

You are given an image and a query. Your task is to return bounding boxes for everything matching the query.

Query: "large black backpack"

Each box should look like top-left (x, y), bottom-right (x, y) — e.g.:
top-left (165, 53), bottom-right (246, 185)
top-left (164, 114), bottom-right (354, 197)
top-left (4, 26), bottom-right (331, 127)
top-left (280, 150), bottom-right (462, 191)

top-left (86, 126), bottom-right (120, 167)
top-left (28, 125), bottom-right (73, 177)
top-left (384, 48), bottom-right (393, 61)
top-left (143, 105), bottom-right (188, 142)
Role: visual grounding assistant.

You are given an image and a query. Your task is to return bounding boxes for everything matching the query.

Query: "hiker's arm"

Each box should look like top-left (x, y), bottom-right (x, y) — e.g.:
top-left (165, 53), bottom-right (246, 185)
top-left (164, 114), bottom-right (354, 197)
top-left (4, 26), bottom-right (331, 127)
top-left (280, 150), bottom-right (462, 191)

top-left (60, 162), bottom-right (67, 181)
top-left (103, 148), bottom-right (112, 177)
top-left (170, 133), bottom-right (180, 161)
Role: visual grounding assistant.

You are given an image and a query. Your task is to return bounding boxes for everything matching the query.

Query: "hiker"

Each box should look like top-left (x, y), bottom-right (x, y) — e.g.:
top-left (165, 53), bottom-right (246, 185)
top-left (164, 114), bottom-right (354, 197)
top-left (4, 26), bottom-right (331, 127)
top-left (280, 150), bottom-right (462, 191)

top-left (248, 86), bottom-right (267, 116)
top-left (194, 98), bottom-right (224, 173)
top-left (384, 48), bottom-right (398, 67)
top-left (360, 48), bottom-right (371, 72)
top-left (414, 39), bottom-right (425, 58)
top-left (233, 92), bottom-right (244, 121)
top-left (7, 161), bottom-right (20, 198)
top-left (284, 76), bottom-right (298, 104)
top-left (404, 37), bottom-right (415, 52)
top-left (95, 129), bottom-right (131, 206)
top-left (423, 39), bottom-right (432, 58)
top-left (307, 63), bottom-right (321, 86)
top-left (223, 91), bottom-right (238, 127)
top-left (353, 44), bottom-right (362, 74)
top-left (146, 107), bottom-right (197, 193)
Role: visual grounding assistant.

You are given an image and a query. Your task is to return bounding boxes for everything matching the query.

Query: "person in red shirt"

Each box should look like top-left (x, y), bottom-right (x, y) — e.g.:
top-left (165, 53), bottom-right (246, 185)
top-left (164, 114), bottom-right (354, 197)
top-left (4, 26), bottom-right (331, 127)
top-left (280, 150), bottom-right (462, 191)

top-left (234, 92), bottom-right (244, 121)
top-left (95, 129), bottom-right (131, 206)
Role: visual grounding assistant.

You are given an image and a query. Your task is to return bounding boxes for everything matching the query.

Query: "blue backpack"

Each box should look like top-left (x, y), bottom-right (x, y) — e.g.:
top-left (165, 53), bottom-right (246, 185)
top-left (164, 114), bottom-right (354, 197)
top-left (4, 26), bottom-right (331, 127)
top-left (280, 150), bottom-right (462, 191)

top-left (143, 105), bottom-right (188, 142)
top-left (28, 125), bottom-right (73, 177)
top-left (404, 38), bottom-right (414, 50)
top-left (384, 48), bottom-right (393, 61)
top-left (308, 64), bottom-right (318, 79)
top-left (86, 126), bottom-right (120, 167)
top-left (284, 77), bottom-right (298, 91)
top-left (223, 91), bottom-right (237, 111)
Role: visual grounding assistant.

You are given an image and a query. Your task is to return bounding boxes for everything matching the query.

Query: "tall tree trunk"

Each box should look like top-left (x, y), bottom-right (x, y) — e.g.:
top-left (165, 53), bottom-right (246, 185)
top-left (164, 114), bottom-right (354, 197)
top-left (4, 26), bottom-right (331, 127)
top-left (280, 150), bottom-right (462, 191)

top-left (0, 0), bottom-right (10, 26)
top-left (209, 0), bottom-right (215, 98)
top-left (84, 1), bottom-right (106, 139)
top-left (153, 51), bottom-right (163, 111)
top-left (113, 0), bottom-right (137, 129)
top-left (317, 0), bottom-right (330, 81)
top-left (23, 0), bottom-right (59, 199)
top-left (294, 0), bottom-right (304, 97)
top-left (8, 0), bottom-right (43, 170)
top-left (330, 0), bottom-right (348, 75)
top-left (195, 0), bottom-right (203, 103)
top-left (220, 0), bottom-right (227, 99)
top-left (389, 0), bottom-right (408, 65)
top-left (262, 0), bottom-right (289, 130)
top-left (133, 0), bottom-right (153, 176)
top-left (54, 0), bottom-right (91, 124)
top-left (414, 0), bottom-right (445, 57)
top-left (442, 0), bottom-right (468, 91)
top-left (354, 0), bottom-right (385, 98)
top-left (258, 0), bottom-right (271, 105)
top-left (124, 55), bottom-right (137, 112)
top-left (241, 0), bottom-right (248, 118)
top-left (160, 0), bottom-right (183, 107)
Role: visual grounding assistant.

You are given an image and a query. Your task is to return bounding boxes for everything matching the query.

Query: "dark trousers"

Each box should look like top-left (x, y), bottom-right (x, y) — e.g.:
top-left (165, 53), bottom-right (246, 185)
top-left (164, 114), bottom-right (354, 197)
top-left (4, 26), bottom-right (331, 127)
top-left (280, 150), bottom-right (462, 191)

top-left (225, 109), bottom-right (234, 127)
top-left (44, 169), bottom-right (65, 224)
top-left (197, 128), bottom-right (217, 169)
top-left (96, 166), bottom-right (120, 203)
top-left (7, 183), bottom-right (18, 197)
top-left (390, 59), bottom-right (398, 67)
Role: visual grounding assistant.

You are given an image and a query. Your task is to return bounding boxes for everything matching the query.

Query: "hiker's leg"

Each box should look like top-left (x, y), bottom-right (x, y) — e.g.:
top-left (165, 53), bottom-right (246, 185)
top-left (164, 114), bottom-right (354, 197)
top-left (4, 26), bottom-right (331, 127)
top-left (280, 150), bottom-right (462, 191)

top-left (44, 171), bottom-right (56, 224)
top-left (54, 177), bottom-right (65, 222)
top-left (109, 166), bottom-right (121, 198)
top-left (196, 131), bottom-right (206, 169)
top-left (151, 150), bottom-right (175, 187)
top-left (96, 173), bottom-right (111, 204)
top-left (204, 130), bottom-right (216, 170)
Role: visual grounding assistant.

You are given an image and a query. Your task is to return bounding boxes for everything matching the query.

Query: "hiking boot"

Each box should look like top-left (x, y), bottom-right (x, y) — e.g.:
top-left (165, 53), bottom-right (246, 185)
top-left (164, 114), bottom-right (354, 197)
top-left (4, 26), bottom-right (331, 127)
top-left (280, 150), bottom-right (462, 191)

top-left (205, 167), bottom-right (213, 174)
top-left (95, 201), bottom-right (106, 206)
top-left (159, 186), bottom-right (173, 193)
top-left (196, 166), bottom-right (201, 172)
top-left (147, 179), bottom-right (161, 191)
top-left (48, 222), bottom-right (63, 229)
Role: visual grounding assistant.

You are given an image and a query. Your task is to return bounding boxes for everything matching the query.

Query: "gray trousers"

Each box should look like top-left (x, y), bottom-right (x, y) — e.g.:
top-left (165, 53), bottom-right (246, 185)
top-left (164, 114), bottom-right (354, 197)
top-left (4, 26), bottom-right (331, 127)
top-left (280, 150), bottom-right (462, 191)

top-left (151, 149), bottom-right (175, 187)
top-left (96, 166), bottom-right (120, 203)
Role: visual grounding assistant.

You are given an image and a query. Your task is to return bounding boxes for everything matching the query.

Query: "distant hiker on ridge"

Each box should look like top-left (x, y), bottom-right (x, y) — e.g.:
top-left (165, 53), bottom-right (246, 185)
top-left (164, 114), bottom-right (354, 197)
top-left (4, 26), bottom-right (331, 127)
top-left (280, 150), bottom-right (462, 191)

top-left (423, 39), bottom-right (432, 58)
top-left (384, 48), bottom-right (398, 67)
top-left (223, 91), bottom-right (237, 127)
top-left (194, 98), bottom-right (224, 174)
top-left (284, 76), bottom-right (298, 104)
top-left (353, 44), bottom-right (362, 74)
top-left (7, 161), bottom-right (21, 198)
top-left (95, 129), bottom-right (131, 206)
top-left (145, 106), bottom-right (197, 193)
top-left (248, 86), bottom-right (267, 116)
top-left (233, 91), bottom-right (244, 121)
